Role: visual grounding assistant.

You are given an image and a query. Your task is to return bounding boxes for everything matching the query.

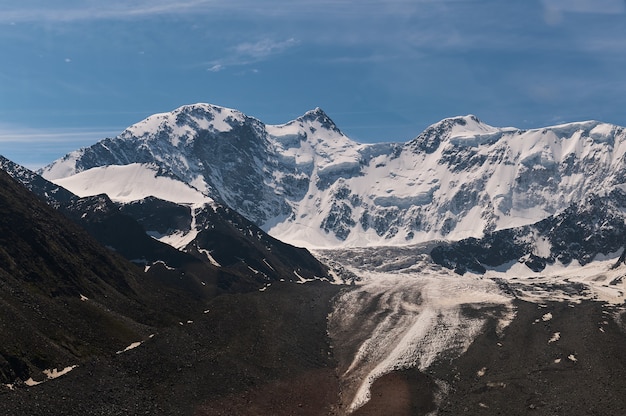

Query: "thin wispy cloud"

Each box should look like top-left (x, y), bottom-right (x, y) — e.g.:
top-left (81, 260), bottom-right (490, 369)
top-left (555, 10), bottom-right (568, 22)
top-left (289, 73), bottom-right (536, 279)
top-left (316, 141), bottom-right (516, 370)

top-left (207, 64), bottom-right (224, 73)
top-left (0, 125), bottom-right (120, 144)
top-left (580, 37), bottom-right (626, 54)
top-left (235, 38), bottom-right (299, 59)
top-left (0, 1), bottom-right (549, 57)
top-left (541, 0), bottom-right (626, 25)
top-left (542, 0), bottom-right (626, 14)
top-left (206, 38), bottom-right (299, 72)
top-left (322, 54), bottom-right (402, 65)
top-left (0, 125), bottom-right (121, 168)
top-left (0, 0), bottom-right (214, 23)
top-left (0, 0), bottom-right (460, 23)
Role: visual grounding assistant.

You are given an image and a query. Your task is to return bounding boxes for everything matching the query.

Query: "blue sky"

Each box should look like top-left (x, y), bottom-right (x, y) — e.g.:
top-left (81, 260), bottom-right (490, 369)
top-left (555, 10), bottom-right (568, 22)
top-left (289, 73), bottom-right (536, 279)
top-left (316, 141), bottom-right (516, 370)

top-left (1, 0), bottom-right (626, 168)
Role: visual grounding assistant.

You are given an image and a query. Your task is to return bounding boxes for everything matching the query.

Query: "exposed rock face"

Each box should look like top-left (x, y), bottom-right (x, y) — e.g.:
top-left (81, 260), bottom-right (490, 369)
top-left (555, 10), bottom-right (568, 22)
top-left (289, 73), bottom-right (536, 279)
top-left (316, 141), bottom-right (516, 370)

top-left (431, 189), bottom-right (626, 274)
top-left (0, 155), bottom-right (75, 207)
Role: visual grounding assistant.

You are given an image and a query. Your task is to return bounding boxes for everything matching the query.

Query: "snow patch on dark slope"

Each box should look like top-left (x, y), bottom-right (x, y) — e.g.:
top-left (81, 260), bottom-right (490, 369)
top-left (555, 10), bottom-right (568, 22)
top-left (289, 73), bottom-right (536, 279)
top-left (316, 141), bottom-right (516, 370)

top-left (39, 103), bottom-right (626, 249)
top-left (0, 168), bottom-right (160, 387)
top-left (119, 196), bottom-right (333, 285)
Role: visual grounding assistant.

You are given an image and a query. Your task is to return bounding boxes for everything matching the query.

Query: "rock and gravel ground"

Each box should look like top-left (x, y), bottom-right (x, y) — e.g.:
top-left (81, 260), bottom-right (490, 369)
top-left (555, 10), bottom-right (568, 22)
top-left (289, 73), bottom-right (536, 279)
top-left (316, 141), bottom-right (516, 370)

top-left (352, 299), bottom-right (626, 416)
top-left (2, 279), bottom-right (625, 416)
top-left (0, 282), bottom-right (342, 416)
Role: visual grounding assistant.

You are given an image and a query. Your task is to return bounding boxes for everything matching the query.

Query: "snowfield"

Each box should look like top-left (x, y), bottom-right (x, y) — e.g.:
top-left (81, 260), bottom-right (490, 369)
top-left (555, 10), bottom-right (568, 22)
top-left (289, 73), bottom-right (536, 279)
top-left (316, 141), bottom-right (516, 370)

top-left (53, 163), bottom-right (211, 204)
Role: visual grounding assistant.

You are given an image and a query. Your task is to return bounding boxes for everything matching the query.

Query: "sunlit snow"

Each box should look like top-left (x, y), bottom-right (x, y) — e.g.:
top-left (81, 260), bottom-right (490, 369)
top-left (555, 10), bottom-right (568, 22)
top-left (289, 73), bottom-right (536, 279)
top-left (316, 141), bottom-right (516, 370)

top-left (144, 260), bottom-right (176, 272)
top-left (43, 365), bottom-right (78, 380)
top-left (152, 205), bottom-right (203, 249)
top-left (38, 104), bottom-right (626, 249)
top-left (116, 341), bottom-right (143, 354)
top-left (197, 248), bottom-right (221, 267)
top-left (52, 163), bottom-right (211, 204)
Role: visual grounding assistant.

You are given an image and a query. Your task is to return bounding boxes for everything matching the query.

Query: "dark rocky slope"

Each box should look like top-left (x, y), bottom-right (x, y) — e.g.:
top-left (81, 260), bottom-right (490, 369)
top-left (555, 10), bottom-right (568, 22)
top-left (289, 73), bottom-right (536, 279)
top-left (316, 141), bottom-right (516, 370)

top-left (431, 190), bottom-right (626, 274)
top-left (0, 282), bottom-right (342, 416)
top-left (0, 161), bottom-right (344, 414)
top-left (0, 169), bottom-right (161, 385)
top-left (0, 155), bottom-right (75, 207)
top-left (436, 300), bottom-right (626, 416)
top-left (1, 156), bottom-right (332, 290)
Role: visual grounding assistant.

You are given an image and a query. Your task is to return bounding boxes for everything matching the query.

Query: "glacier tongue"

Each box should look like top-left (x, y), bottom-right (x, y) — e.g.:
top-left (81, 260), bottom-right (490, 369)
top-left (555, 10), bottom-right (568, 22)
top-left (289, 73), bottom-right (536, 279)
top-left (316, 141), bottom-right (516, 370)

top-left (322, 239), bottom-right (626, 413)
top-left (331, 271), bottom-right (513, 412)
top-left (39, 103), bottom-right (626, 249)
top-left (322, 244), bottom-right (515, 413)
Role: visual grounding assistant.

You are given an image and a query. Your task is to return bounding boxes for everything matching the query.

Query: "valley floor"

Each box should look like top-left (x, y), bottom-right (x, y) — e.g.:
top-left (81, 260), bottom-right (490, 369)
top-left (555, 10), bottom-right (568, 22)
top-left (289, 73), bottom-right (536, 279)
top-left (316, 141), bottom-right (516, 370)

top-left (351, 299), bottom-right (626, 416)
top-left (2, 249), bottom-right (626, 416)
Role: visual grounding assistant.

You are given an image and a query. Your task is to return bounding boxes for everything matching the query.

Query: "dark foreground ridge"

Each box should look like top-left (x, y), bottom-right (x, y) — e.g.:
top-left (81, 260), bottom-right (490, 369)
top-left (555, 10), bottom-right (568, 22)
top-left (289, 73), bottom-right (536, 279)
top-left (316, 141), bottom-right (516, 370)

top-left (0, 165), bottom-right (343, 415)
top-left (0, 282), bottom-right (342, 416)
top-left (0, 168), bottom-right (160, 384)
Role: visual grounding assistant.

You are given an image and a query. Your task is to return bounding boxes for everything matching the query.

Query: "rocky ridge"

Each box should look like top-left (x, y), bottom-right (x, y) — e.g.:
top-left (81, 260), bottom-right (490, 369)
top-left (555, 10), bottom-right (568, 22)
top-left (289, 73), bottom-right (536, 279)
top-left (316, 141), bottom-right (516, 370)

top-left (2, 156), bottom-right (332, 288)
top-left (431, 189), bottom-right (626, 274)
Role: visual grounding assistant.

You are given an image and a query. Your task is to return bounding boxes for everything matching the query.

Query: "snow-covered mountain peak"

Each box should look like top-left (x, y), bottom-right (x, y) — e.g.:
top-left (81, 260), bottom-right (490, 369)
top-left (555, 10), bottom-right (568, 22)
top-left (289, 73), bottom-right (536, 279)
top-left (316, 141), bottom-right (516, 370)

top-left (267, 107), bottom-right (346, 143)
top-left (407, 114), bottom-right (507, 153)
top-left (439, 114), bottom-right (491, 134)
top-left (530, 119), bottom-right (623, 145)
top-left (296, 107), bottom-right (341, 133)
top-left (446, 115), bottom-right (502, 138)
top-left (266, 107), bottom-right (363, 179)
top-left (121, 103), bottom-right (249, 146)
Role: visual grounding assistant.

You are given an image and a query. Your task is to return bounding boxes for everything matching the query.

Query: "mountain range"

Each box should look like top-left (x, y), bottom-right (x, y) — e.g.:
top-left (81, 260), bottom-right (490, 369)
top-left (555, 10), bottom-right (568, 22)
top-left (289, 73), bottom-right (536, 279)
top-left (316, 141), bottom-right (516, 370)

top-left (39, 103), bottom-right (626, 253)
top-left (2, 103), bottom-right (626, 415)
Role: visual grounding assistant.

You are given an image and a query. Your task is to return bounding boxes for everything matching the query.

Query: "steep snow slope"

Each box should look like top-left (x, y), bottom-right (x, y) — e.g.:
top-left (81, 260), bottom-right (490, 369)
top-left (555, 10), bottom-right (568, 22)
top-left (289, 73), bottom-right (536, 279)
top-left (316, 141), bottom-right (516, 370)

top-left (40, 104), bottom-right (626, 248)
top-left (53, 163), bottom-right (211, 204)
top-left (431, 189), bottom-right (626, 275)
